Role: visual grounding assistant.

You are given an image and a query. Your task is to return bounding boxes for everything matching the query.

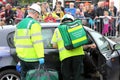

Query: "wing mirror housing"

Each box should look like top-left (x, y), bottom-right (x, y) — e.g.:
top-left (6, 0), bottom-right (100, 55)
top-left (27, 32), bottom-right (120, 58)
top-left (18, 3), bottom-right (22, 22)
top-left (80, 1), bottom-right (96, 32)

top-left (113, 44), bottom-right (120, 50)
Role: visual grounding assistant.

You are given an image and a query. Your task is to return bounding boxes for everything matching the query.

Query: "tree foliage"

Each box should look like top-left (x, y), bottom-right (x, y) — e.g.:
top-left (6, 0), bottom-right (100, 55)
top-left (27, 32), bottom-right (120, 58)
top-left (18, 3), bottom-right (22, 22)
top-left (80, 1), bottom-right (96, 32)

top-left (19, 0), bottom-right (46, 4)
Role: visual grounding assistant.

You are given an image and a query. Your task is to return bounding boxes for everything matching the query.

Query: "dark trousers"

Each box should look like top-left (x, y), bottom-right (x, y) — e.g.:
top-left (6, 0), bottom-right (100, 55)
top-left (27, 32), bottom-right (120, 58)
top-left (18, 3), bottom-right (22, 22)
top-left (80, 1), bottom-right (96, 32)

top-left (20, 60), bottom-right (39, 80)
top-left (61, 55), bottom-right (84, 80)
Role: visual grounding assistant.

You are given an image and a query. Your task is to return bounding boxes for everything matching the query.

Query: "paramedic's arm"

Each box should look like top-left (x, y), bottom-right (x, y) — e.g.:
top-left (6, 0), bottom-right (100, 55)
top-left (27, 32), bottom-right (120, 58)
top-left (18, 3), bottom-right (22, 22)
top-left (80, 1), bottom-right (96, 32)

top-left (83, 43), bottom-right (96, 50)
top-left (83, 34), bottom-right (96, 50)
top-left (51, 28), bottom-right (58, 49)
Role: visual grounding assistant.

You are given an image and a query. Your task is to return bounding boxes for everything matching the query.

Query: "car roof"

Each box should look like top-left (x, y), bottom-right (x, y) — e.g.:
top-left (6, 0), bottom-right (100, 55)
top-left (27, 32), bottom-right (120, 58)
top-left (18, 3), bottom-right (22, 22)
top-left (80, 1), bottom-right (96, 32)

top-left (0, 23), bottom-right (94, 32)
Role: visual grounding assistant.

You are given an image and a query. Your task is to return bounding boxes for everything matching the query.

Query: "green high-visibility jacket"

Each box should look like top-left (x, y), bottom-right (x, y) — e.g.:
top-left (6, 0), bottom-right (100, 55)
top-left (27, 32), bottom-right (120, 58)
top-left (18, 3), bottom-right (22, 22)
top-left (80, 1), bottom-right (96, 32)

top-left (14, 17), bottom-right (44, 62)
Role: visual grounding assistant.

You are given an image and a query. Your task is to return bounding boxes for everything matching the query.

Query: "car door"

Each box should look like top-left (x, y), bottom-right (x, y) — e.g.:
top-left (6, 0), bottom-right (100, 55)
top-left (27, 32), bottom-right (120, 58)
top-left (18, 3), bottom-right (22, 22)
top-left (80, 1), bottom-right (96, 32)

top-left (88, 30), bottom-right (120, 80)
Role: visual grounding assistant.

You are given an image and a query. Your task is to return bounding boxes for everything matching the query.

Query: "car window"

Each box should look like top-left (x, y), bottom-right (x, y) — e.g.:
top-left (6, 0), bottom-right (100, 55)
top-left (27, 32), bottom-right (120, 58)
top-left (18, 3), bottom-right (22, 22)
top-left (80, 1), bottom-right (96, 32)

top-left (90, 31), bottom-right (111, 53)
top-left (42, 28), bottom-right (54, 48)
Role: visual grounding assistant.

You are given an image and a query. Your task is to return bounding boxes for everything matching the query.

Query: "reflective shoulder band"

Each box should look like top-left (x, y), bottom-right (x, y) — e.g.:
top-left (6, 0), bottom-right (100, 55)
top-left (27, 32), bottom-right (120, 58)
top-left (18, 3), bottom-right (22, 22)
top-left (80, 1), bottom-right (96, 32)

top-left (15, 36), bottom-right (30, 39)
top-left (33, 40), bottom-right (43, 44)
top-left (59, 47), bottom-right (65, 52)
top-left (31, 32), bottom-right (42, 37)
top-left (56, 30), bottom-right (58, 38)
top-left (57, 38), bottom-right (62, 42)
top-left (26, 20), bottom-right (33, 35)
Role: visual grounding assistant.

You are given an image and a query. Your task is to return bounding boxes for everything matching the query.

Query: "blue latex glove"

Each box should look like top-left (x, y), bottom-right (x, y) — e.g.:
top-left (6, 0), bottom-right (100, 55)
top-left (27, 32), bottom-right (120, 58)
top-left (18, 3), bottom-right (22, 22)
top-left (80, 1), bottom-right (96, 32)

top-left (39, 58), bottom-right (44, 64)
top-left (16, 62), bottom-right (21, 72)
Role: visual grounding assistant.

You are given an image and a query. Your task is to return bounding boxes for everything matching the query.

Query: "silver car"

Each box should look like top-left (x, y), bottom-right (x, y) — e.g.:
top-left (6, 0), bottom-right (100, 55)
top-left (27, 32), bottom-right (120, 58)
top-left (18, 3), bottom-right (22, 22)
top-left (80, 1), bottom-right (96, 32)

top-left (0, 23), bottom-right (120, 80)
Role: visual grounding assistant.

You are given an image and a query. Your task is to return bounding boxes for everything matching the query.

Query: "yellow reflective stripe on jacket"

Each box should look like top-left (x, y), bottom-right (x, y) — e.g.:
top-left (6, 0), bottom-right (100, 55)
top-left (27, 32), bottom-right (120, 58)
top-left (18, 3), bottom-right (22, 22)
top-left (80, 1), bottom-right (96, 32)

top-left (33, 40), bottom-right (43, 44)
top-left (15, 36), bottom-right (30, 39)
top-left (15, 44), bottom-right (33, 48)
top-left (59, 47), bottom-right (65, 52)
top-left (57, 38), bottom-right (62, 42)
top-left (68, 25), bottom-right (82, 32)
top-left (72, 36), bottom-right (87, 44)
top-left (31, 32), bottom-right (41, 37)
top-left (26, 20), bottom-right (33, 35)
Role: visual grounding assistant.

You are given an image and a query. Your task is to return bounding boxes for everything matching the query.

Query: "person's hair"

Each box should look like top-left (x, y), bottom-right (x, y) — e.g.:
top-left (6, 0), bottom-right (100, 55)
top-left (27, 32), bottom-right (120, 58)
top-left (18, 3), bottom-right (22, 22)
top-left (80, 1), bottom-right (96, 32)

top-left (104, 11), bottom-right (109, 16)
top-left (56, 1), bottom-right (62, 5)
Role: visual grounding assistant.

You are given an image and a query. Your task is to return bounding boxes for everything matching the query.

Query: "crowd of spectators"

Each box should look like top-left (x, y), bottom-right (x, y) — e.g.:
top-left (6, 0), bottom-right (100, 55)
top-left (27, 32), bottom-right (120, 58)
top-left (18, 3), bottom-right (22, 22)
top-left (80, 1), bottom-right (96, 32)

top-left (0, 0), bottom-right (120, 36)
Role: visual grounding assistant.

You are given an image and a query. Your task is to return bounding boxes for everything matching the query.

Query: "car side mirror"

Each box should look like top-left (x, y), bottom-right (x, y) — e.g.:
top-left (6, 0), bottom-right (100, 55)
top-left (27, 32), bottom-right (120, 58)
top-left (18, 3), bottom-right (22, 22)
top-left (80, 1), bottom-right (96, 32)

top-left (113, 44), bottom-right (120, 50)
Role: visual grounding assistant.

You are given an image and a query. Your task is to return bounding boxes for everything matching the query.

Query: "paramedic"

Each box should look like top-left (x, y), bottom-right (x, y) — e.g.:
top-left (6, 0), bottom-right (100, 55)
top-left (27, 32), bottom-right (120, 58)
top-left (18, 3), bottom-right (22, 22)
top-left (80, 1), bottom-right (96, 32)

top-left (51, 14), bottom-right (96, 80)
top-left (14, 3), bottom-right (44, 80)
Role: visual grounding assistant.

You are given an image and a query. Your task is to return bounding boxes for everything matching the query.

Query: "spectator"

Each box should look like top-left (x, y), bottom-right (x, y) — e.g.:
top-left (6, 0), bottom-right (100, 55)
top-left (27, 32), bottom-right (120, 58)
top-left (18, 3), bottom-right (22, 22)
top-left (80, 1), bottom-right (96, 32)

top-left (84, 4), bottom-right (96, 20)
top-left (74, 8), bottom-right (84, 19)
top-left (109, 5), bottom-right (117, 36)
top-left (109, 1), bottom-right (117, 16)
top-left (53, 6), bottom-right (64, 21)
top-left (96, 1), bottom-right (108, 17)
top-left (116, 10), bottom-right (120, 36)
top-left (64, 2), bottom-right (76, 16)
top-left (2, 3), bottom-right (15, 25)
top-left (101, 11), bottom-right (112, 35)
top-left (84, 4), bottom-right (96, 29)
top-left (109, 0), bottom-right (117, 36)
top-left (14, 6), bottom-right (24, 24)
top-left (23, 4), bottom-right (30, 18)
top-left (41, 2), bottom-right (48, 20)
top-left (95, 1), bottom-right (108, 33)
top-left (78, 3), bottom-right (84, 12)
top-left (116, 10), bottom-right (120, 27)
top-left (0, 5), bottom-right (5, 19)
top-left (53, 1), bottom-right (64, 12)
top-left (104, 1), bottom-right (109, 10)
top-left (44, 12), bottom-right (56, 22)
top-left (0, 5), bottom-right (5, 26)
top-left (45, 2), bottom-right (52, 13)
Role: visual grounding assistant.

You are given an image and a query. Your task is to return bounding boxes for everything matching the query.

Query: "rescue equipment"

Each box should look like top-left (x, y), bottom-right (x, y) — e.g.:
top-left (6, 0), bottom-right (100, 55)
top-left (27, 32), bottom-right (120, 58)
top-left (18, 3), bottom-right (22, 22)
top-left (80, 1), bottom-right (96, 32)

top-left (58, 19), bottom-right (88, 50)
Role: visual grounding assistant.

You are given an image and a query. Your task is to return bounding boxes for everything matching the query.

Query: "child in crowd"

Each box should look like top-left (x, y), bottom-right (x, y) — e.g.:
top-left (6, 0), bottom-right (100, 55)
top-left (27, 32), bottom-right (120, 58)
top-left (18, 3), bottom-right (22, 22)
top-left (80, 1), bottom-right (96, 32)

top-left (44, 13), bottom-right (56, 22)
top-left (74, 8), bottom-right (84, 19)
top-left (101, 11), bottom-right (112, 35)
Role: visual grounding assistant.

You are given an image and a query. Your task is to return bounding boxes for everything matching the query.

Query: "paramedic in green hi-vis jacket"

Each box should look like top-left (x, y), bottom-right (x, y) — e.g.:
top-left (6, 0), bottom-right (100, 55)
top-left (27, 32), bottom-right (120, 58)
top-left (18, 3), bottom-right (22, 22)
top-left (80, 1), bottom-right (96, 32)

top-left (51, 14), bottom-right (96, 80)
top-left (14, 3), bottom-right (44, 80)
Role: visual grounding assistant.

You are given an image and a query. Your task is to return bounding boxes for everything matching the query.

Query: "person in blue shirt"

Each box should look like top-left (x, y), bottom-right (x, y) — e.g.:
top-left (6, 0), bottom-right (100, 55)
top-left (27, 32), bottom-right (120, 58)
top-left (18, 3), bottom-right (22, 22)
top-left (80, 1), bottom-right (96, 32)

top-left (64, 2), bottom-right (76, 16)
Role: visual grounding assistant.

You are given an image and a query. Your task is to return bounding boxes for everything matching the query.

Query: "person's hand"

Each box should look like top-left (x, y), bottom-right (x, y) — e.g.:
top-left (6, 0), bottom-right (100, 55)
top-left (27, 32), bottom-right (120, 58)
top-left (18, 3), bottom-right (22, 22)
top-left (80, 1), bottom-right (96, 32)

top-left (39, 58), bottom-right (44, 64)
top-left (89, 44), bottom-right (96, 48)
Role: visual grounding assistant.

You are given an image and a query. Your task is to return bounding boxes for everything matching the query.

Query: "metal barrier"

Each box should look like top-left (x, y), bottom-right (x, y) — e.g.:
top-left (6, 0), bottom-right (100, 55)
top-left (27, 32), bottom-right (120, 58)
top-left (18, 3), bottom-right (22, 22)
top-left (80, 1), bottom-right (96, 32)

top-left (78, 17), bottom-right (120, 38)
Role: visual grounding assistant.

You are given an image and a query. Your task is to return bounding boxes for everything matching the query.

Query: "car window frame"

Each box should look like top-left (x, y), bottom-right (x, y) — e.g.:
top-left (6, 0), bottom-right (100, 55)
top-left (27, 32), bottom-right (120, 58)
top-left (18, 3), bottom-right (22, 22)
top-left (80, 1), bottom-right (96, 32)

top-left (88, 30), bottom-right (112, 53)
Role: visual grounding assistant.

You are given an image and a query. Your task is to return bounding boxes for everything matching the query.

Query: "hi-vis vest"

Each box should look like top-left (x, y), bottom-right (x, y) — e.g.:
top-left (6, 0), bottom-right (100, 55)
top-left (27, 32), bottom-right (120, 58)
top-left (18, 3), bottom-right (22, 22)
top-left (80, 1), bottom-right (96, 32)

top-left (51, 28), bottom-right (84, 61)
top-left (58, 19), bottom-right (88, 50)
top-left (14, 17), bottom-right (44, 62)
